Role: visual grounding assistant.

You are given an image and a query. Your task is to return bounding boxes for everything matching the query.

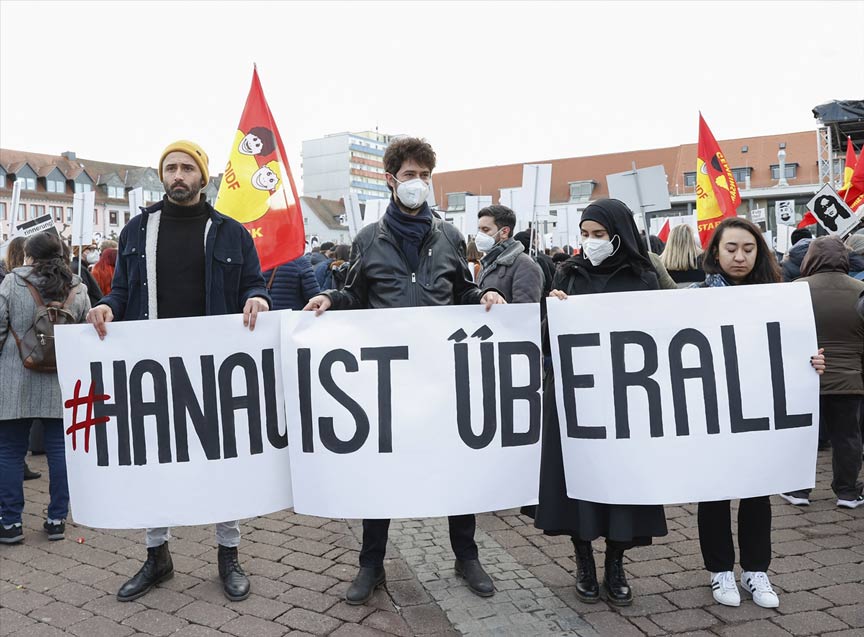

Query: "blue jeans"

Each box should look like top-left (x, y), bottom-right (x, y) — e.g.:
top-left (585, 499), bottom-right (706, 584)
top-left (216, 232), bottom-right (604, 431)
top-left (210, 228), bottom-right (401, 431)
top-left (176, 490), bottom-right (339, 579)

top-left (0, 418), bottom-right (69, 525)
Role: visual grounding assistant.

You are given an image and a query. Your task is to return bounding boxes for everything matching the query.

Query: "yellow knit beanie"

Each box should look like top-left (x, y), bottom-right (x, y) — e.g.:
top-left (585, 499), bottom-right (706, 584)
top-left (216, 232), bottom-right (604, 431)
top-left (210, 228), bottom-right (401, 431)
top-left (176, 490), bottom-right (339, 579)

top-left (158, 140), bottom-right (210, 185)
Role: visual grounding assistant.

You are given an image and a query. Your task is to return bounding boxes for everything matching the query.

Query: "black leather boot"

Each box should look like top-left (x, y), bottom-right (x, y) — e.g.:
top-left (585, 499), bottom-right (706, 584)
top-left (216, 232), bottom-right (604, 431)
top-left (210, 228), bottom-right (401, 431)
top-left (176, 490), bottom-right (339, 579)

top-left (572, 539), bottom-right (599, 603)
top-left (455, 559), bottom-right (495, 597)
top-left (117, 543), bottom-right (173, 601)
top-left (603, 545), bottom-right (633, 606)
top-left (345, 566), bottom-right (386, 605)
top-left (218, 545), bottom-right (250, 601)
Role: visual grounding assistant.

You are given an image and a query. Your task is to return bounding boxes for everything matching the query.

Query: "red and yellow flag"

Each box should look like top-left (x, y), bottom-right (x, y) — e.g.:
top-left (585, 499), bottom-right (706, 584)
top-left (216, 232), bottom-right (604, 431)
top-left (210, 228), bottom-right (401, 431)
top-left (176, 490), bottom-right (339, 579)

top-left (696, 114), bottom-right (741, 247)
top-left (838, 136), bottom-right (857, 198)
top-left (843, 156), bottom-right (864, 212)
top-left (215, 67), bottom-right (305, 272)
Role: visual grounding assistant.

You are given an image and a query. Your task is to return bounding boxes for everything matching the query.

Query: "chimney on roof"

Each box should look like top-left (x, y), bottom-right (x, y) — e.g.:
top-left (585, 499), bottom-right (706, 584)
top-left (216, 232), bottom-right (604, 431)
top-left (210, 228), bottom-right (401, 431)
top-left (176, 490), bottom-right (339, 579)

top-left (61, 151), bottom-right (76, 161)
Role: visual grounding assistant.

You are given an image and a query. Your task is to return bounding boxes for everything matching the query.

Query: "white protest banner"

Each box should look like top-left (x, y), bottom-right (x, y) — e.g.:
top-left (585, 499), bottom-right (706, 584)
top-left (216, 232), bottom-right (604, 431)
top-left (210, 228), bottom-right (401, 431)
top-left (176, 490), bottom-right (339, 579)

top-left (547, 284), bottom-right (819, 505)
top-left (55, 312), bottom-right (295, 528)
top-left (345, 190), bottom-right (363, 239)
top-left (807, 184), bottom-right (862, 236)
top-left (128, 186), bottom-right (144, 218)
top-left (8, 179), bottom-right (23, 237)
top-left (71, 190), bottom-right (96, 246)
top-left (282, 304), bottom-right (542, 519)
top-left (776, 223), bottom-right (795, 255)
top-left (362, 198), bottom-right (389, 227)
top-left (464, 195), bottom-right (492, 238)
top-left (15, 213), bottom-right (58, 238)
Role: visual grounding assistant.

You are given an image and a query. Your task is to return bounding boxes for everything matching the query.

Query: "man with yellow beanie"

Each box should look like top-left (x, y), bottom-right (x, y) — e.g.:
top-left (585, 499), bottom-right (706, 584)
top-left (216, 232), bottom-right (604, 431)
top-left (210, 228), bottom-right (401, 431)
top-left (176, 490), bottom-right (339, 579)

top-left (87, 140), bottom-right (271, 603)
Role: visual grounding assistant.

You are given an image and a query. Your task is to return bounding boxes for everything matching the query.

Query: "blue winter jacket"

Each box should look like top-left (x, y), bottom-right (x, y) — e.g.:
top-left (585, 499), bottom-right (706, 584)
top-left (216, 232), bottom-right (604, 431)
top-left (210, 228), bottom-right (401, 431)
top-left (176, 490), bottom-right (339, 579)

top-left (263, 255), bottom-right (321, 311)
top-left (98, 199), bottom-right (270, 320)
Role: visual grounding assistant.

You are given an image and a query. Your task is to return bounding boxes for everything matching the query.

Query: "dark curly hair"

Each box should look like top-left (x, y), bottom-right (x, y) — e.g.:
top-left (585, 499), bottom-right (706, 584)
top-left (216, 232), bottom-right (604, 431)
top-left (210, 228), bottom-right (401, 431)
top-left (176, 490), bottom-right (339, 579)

top-left (24, 231), bottom-right (74, 300)
top-left (383, 137), bottom-right (436, 193)
top-left (702, 217), bottom-right (780, 284)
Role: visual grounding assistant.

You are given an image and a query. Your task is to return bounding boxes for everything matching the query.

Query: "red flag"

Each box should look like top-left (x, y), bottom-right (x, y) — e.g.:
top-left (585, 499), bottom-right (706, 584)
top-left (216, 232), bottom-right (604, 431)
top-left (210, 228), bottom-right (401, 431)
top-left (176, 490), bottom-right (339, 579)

top-left (215, 67), bottom-right (305, 272)
top-left (695, 114), bottom-right (741, 247)
top-left (657, 219), bottom-right (671, 243)
top-left (842, 150), bottom-right (864, 211)
top-left (838, 136), bottom-right (857, 199)
top-left (797, 211), bottom-right (817, 229)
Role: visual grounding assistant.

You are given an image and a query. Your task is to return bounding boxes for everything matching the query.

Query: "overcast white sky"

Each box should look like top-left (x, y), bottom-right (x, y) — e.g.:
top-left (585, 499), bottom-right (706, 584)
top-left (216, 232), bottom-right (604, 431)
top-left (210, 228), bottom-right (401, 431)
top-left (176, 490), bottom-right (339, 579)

top-left (2, 0), bottom-right (862, 192)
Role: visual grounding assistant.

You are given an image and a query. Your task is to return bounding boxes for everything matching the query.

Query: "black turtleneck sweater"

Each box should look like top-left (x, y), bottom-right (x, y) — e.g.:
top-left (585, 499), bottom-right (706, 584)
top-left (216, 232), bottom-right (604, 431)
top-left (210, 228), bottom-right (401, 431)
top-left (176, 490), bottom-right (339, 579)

top-left (157, 197), bottom-right (208, 318)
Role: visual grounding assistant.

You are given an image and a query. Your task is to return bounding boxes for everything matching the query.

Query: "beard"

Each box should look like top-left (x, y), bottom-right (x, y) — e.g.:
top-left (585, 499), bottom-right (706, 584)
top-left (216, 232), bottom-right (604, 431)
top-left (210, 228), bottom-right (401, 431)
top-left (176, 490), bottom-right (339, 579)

top-left (164, 180), bottom-right (201, 204)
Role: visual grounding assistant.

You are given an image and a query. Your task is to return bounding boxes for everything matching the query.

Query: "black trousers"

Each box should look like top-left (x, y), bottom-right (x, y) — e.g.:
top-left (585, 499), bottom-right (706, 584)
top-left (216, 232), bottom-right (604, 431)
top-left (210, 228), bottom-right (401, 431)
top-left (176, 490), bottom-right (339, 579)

top-left (698, 496), bottom-right (771, 573)
top-left (359, 515), bottom-right (478, 568)
top-left (789, 395), bottom-right (863, 501)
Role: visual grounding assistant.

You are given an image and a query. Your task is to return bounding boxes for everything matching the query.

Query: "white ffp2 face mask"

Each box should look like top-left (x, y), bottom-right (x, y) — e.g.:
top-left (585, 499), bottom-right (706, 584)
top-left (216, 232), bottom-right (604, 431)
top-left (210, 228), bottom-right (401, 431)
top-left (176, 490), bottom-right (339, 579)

top-left (393, 177), bottom-right (430, 209)
top-left (474, 229), bottom-right (500, 252)
top-left (581, 236), bottom-right (620, 266)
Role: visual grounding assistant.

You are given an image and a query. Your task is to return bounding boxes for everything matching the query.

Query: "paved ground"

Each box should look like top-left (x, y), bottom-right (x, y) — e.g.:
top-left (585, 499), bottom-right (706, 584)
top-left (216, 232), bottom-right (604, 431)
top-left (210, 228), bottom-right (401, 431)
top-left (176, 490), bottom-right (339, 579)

top-left (1, 450), bottom-right (862, 637)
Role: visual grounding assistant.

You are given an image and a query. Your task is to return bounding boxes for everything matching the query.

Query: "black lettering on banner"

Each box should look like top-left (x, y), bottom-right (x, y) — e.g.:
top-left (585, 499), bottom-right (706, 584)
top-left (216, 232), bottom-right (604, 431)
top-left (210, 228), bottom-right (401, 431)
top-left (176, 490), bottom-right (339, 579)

top-left (454, 341), bottom-right (498, 449)
top-left (261, 348), bottom-right (288, 449)
top-left (298, 348), bottom-right (315, 452)
top-left (360, 346), bottom-right (409, 453)
top-left (611, 331), bottom-right (663, 439)
top-left (558, 333), bottom-right (605, 439)
top-left (92, 361), bottom-right (129, 467)
top-left (767, 322), bottom-right (811, 430)
top-left (129, 360), bottom-right (170, 465)
top-left (668, 329), bottom-right (720, 436)
top-left (318, 349), bottom-right (370, 454)
top-left (498, 341), bottom-right (542, 447)
top-left (218, 353), bottom-right (263, 459)
top-left (169, 356), bottom-right (220, 461)
top-left (721, 325), bottom-right (770, 433)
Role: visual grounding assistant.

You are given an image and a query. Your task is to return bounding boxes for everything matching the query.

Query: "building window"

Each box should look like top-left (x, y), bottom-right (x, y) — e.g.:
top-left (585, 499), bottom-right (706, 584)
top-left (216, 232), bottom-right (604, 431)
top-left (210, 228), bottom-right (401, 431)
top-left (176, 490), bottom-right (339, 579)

top-left (18, 204), bottom-right (26, 221)
top-left (0, 202), bottom-right (5, 220)
top-left (93, 209), bottom-right (99, 224)
top-left (20, 177), bottom-right (36, 190)
top-left (770, 163), bottom-right (798, 180)
top-left (47, 179), bottom-right (65, 193)
top-left (683, 172), bottom-right (696, 187)
top-left (66, 207), bottom-right (73, 222)
top-left (109, 210), bottom-right (118, 226)
top-left (144, 189), bottom-right (162, 202)
top-left (31, 204), bottom-right (46, 219)
top-left (568, 181), bottom-right (595, 203)
top-left (75, 182), bottom-right (92, 193)
top-left (107, 185), bottom-right (124, 198)
top-left (446, 192), bottom-right (467, 212)
top-left (731, 167), bottom-right (751, 184)
top-left (124, 211), bottom-right (131, 224)
top-left (0, 174), bottom-right (6, 188)
top-left (49, 205), bottom-right (63, 221)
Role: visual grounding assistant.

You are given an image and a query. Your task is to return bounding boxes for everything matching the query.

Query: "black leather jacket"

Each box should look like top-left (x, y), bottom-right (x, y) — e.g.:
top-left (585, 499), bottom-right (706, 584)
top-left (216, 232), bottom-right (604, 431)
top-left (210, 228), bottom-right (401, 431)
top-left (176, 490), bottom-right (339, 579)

top-left (324, 216), bottom-right (489, 309)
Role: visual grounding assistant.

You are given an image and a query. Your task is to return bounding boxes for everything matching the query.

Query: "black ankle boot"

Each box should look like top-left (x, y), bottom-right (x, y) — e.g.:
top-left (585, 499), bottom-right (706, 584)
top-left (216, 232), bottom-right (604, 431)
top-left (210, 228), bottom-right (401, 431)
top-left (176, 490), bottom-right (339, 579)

top-left (218, 545), bottom-right (250, 601)
top-left (455, 559), bottom-right (495, 597)
top-left (345, 566), bottom-right (386, 605)
top-left (603, 546), bottom-right (633, 606)
top-left (573, 539), bottom-right (599, 603)
top-left (117, 543), bottom-right (173, 601)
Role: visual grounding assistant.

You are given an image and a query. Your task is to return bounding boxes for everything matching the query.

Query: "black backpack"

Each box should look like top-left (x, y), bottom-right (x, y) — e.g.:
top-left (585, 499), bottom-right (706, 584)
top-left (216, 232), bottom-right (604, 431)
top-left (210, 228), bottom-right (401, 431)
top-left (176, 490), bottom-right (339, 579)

top-left (9, 275), bottom-right (79, 373)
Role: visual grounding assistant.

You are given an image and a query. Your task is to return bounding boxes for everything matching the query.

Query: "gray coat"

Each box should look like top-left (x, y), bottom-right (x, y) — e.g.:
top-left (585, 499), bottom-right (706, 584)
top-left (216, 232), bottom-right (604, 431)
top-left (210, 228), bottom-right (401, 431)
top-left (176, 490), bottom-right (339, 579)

top-left (478, 240), bottom-right (543, 303)
top-left (0, 267), bottom-right (91, 420)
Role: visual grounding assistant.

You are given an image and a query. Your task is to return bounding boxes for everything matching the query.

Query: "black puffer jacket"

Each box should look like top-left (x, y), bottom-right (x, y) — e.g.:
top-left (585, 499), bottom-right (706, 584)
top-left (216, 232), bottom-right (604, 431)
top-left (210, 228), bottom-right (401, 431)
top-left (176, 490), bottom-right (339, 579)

top-left (324, 217), bottom-right (488, 309)
top-left (781, 238), bottom-right (811, 282)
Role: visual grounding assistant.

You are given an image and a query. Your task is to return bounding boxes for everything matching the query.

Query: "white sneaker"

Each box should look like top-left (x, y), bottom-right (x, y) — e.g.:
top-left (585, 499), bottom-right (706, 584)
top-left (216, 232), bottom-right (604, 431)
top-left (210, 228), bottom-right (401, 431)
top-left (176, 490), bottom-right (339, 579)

top-left (741, 571), bottom-right (779, 608)
top-left (779, 493), bottom-right (809, 506)
top-left (836, 495), bottom-right (864, 509)
top-left (710, 571), bottom-right (740, 607)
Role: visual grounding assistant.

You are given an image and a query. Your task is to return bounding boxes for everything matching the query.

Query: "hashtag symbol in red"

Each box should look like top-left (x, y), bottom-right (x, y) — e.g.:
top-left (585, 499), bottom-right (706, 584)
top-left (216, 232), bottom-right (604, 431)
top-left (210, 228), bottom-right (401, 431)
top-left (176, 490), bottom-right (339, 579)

top-left (64, 379), bottom-right (111, 453)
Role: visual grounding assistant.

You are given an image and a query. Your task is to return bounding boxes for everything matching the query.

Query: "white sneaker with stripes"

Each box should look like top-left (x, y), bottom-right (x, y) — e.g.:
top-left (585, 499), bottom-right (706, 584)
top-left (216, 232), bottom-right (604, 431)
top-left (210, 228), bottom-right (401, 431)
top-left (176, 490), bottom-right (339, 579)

top-left (710, 571), bottom-right (740, 607)
top-left (741, 571), bottom-right (779, 608)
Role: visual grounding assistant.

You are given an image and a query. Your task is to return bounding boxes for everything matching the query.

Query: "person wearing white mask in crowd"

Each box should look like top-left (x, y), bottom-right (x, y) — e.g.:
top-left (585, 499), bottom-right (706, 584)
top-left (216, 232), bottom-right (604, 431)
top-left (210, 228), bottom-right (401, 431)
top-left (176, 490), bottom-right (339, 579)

top-left (524, 198), bottom-right (668, 607)
top-left (70, 243), bottom-right (103, 307)
top-left (304, 136), bottom-right (505, 605)
top-left (476, 205), bottom-right (543, 303)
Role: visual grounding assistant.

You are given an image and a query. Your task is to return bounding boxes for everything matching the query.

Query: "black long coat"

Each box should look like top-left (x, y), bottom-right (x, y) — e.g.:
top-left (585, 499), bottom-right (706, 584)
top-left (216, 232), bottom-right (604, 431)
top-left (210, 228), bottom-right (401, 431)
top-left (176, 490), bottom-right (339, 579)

top-left (527, 259), bottom-right (668, 545)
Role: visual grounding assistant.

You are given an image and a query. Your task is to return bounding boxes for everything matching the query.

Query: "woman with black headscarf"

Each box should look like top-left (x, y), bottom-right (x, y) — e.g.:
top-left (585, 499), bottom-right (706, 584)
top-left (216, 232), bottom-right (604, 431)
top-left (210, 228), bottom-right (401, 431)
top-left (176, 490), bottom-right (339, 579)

top-left (531, 199), bottom-right (668, 607)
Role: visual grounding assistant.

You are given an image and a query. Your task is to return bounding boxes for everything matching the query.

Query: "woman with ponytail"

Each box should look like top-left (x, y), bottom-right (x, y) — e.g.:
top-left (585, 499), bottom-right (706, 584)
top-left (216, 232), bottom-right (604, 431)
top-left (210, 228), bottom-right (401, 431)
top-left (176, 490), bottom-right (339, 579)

top-left (0, 231), bottom-right (90, 544)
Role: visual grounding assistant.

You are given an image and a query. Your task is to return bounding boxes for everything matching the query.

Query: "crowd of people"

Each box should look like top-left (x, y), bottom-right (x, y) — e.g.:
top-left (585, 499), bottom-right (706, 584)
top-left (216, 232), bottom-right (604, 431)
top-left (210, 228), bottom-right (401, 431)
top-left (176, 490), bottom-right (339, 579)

top-left (0, 136), bottom-right (861, 616)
